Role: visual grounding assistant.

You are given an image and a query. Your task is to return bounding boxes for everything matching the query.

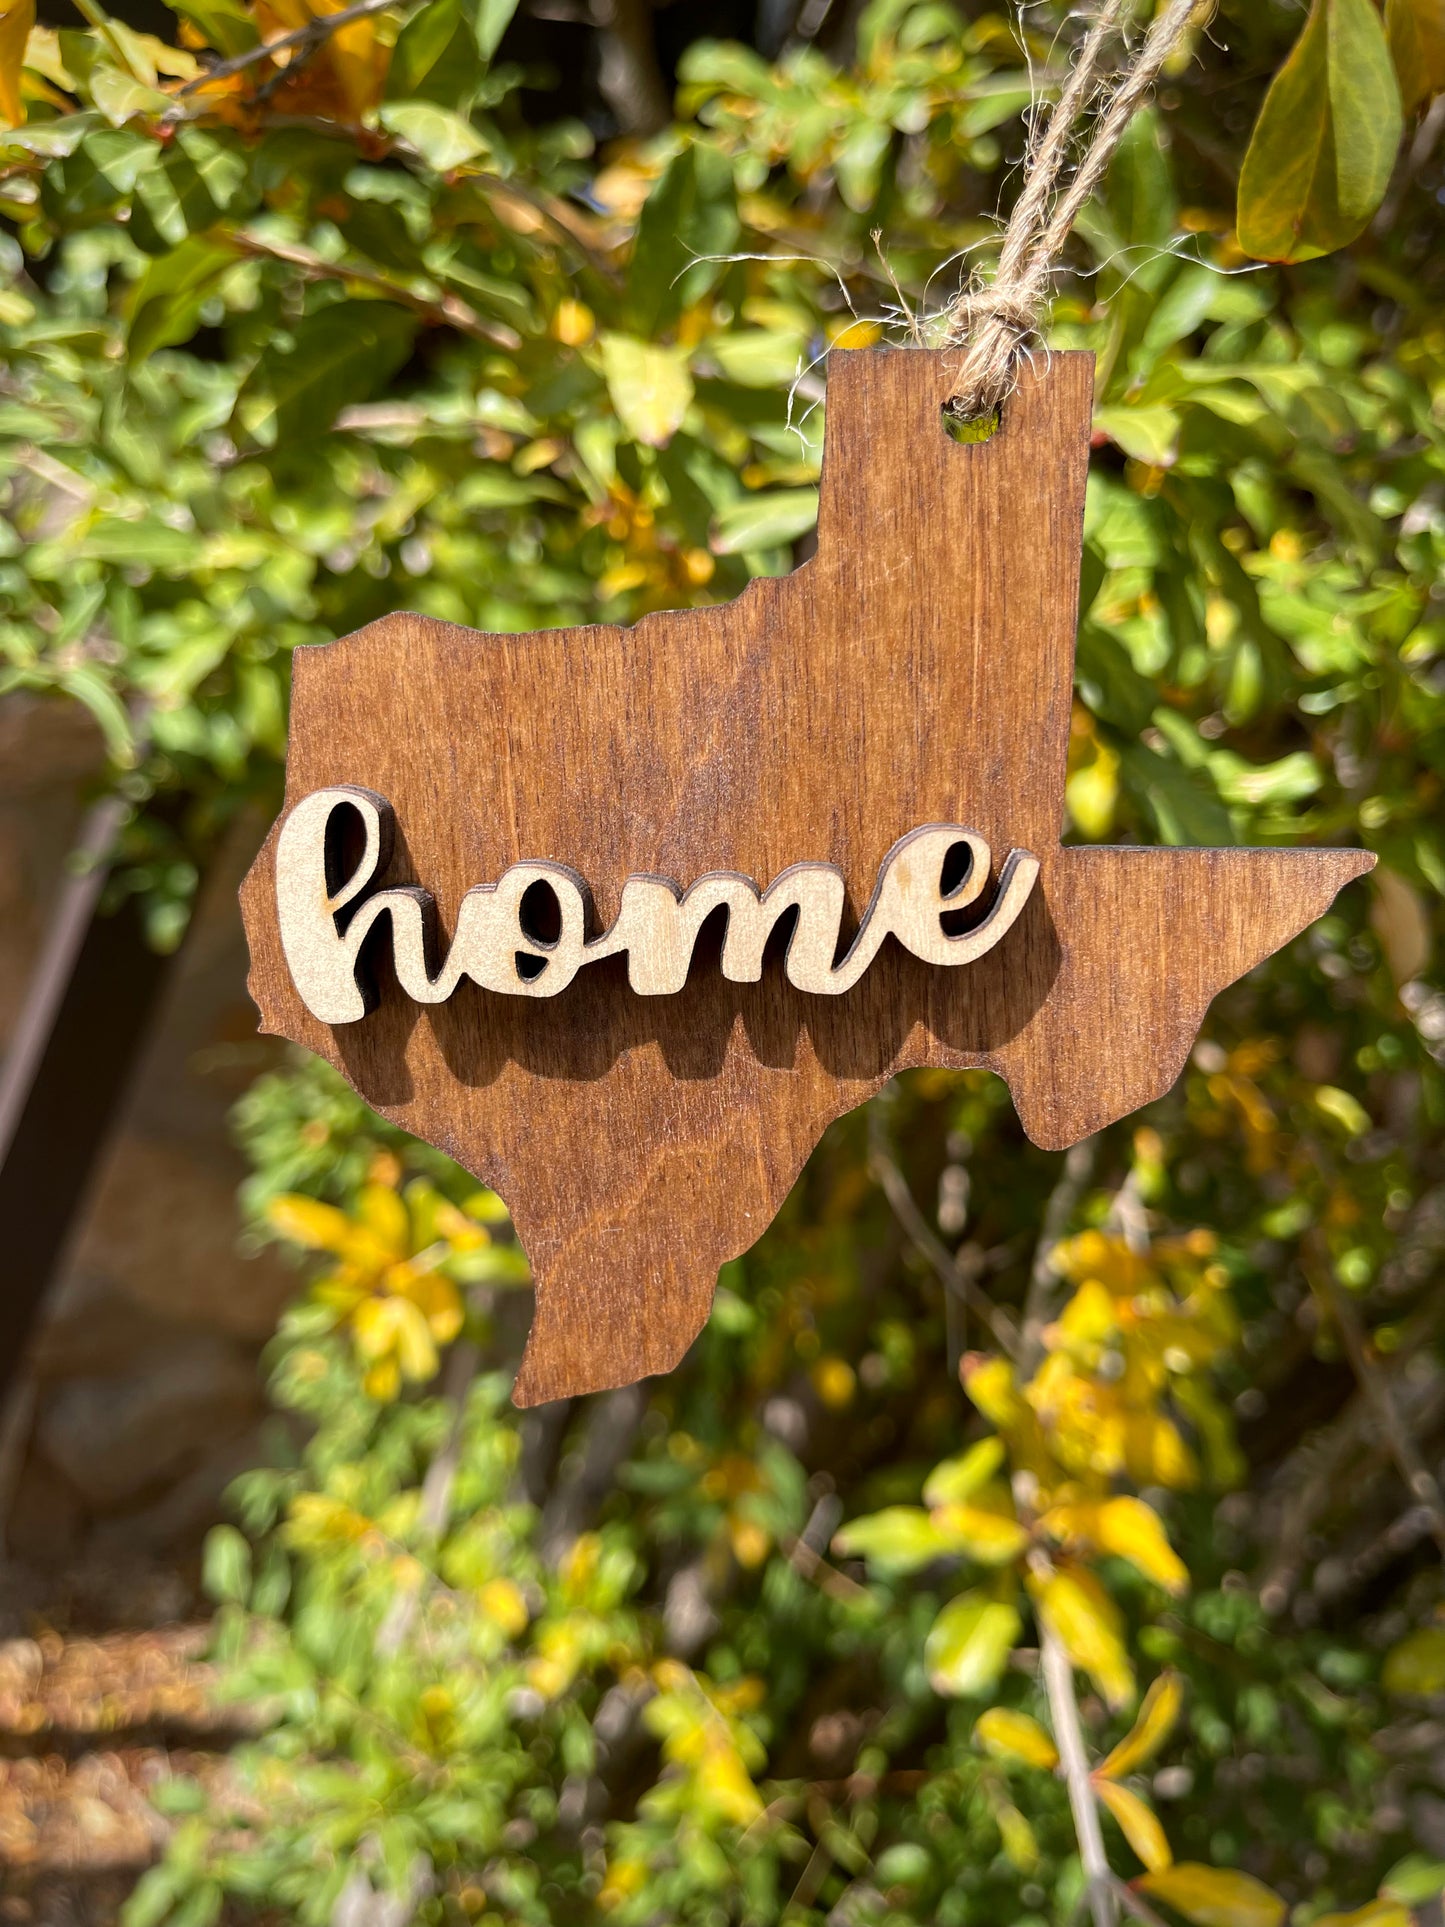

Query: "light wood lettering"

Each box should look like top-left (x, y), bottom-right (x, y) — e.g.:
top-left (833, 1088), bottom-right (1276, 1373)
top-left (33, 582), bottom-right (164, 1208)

top-left (275, 786), bottom-right (1040, 1022)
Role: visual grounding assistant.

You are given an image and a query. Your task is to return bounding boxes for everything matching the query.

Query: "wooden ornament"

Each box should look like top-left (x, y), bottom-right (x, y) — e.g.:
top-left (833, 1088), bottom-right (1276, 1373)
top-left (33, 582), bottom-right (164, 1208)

top-left (240, 349), bottom-right (1373, 1406)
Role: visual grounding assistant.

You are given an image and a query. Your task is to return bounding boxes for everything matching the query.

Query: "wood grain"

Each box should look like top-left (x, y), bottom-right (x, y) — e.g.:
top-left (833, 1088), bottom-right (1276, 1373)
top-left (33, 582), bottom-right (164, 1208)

top-left (240, 349), bottom-right (1374, 1405)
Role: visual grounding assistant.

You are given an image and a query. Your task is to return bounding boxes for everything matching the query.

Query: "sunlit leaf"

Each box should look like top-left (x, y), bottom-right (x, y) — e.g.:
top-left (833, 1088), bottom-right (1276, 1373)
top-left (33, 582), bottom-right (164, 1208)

top-left (924, 1593), bottom-right (1021, 1697)
top-left (267, 1194), bottom-right (356, 1255)
top-left (377, 100), bottom-right (488, 171)
top-left (1379, 1849), bottom-right (1445, 1911)
top-left (1137, 1864), bottom-right (1286, 1927)
top-left (1097, 1779), bottom-right (1172, 1872)
top-left (1381, 1854), bottom-right (1445, 1905)
top-left (710, 487), bottom-right (818, 555)
top-left (974, 1706), bottom-right (1059, 1770)
top-left (1099, 1671), bottom-right (1184, 1779)
top-left (832, 1505), bottom-right (957, 1574)
top-left (932, 1498), bottom-right (1031, 1566)
top-left (600, 333), bottom-right (694, 449)
top-left (1029, 1565), bottom-right (1135, 1708)
top-left (923, 1436), bottom-right (1007, 1507)
top-left (467, 0), bottom-right (519, 62)
top-left (1237, 0), bottom-right (1403, 262)
top-left (1042, 1497), bottom-right (1188, 1595)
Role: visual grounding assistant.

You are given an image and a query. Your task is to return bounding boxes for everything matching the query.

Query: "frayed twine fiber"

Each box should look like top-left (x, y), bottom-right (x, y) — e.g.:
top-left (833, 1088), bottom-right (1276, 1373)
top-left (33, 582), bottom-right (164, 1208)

top-left (944, 0), bottom-right (1207, 421)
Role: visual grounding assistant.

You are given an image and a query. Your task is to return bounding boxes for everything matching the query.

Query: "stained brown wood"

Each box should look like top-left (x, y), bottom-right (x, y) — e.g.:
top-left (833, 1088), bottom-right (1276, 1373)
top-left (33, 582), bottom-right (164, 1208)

top-left (240, 349), bottom-right (1374, 1406)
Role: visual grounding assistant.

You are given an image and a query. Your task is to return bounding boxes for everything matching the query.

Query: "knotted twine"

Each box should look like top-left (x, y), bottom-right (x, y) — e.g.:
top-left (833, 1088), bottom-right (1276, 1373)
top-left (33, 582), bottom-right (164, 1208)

top-left (943, 0), bottom-right (1206, 421)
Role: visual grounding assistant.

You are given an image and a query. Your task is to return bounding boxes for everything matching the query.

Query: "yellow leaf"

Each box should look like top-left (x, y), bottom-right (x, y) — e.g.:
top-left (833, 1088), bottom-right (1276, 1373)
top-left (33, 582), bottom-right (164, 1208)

top-left (267, 1193), bottom-right (356, 1254)
top-left (392, 1297), bottom-right (439, 1381)
top-left (1096, 1779), bottom-right (1172, 1873)
top-left (357, 1180), bottom-right (410, 1254)
top-left (1382, 1625), bottom-right (1445, 1695)
top-left (1043, 1497), bottom-right (1188, 1595)
top-left (351, 1293), bottom-right (403, 1361)
top-left (994, 1798), bottom-right (1039, 1872)
top-left (1313, 1906), bottom-right (1412, 1927)
top-left (1387, 0), bottom-right (1445, 111)
top-left (477, 1577), bottom-right (529, 1638)
top-left (0, 0), bottom-right (33, 125)
top-left (1137, 1864), bottom-right (1287, 1927)
top-left (1030, 1565), bottom-right (1135, 1709)
top-left (1099, 1671), bottom-right (1184, 1779)
top-left (363, 1356), bottom-right (401, 1401)
top-left (960, 1354), bottom-right (1025, 1428)
top-left (933, 1498), bottom-right (1031, 1566)
top-left (974, 1707), bottom-right (1059, 1771)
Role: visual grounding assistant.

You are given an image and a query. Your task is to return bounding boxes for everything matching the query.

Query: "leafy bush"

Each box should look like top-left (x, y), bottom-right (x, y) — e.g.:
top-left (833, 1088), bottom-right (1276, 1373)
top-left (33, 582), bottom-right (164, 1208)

top-left (5, 0), bottom-right (1445, 1922)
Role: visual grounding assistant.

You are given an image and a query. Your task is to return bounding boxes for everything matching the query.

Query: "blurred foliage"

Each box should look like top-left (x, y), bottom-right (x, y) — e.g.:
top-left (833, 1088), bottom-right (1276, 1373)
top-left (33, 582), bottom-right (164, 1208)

top-left (4, 0), bottom-right (1445, 1920)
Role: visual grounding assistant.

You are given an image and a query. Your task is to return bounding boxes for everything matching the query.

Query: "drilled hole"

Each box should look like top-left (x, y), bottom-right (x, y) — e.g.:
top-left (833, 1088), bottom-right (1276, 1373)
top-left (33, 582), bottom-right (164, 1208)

top-left (941, 403), bottom-right (1000, 445)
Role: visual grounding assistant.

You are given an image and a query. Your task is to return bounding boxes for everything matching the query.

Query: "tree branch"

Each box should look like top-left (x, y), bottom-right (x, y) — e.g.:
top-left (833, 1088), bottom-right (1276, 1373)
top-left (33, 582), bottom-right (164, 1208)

top-left (867, 1098), bottom-right (1020, 1361)
top-left (173, 0), bottom-right (400, 97)
top-left (226, 229), bottom-right (523, 351)
top-left (1041, 1627), bottom-right (1118, 1927)
top-left (1302, 1230), bottom-right (1445, 1559)
top-left (1020, 1136), bottom-right (1097, 1372)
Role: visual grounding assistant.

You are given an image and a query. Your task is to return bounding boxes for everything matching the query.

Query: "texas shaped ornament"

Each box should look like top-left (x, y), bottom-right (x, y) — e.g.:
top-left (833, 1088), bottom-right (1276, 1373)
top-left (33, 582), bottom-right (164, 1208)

top-left (241, 348), bottom-right (1373, 1405)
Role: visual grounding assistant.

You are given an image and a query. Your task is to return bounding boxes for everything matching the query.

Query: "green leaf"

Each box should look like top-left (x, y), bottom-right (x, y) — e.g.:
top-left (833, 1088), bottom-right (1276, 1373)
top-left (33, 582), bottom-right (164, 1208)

top-left (466, 0), bottom-right (519, 62)
top-left (1237, 0), bottom-right (1403, 263)
top-left (600, 333), bottom-right (694, 448)
top-left (629, 143), bottom-right (739, 333)
top-left (386, 0), bottom-right (479, 106)
top-left (127, 233), bottom-right (235, 359)
top-left (711, 487), bottom-right (817, 555)
top-left (1093, 404), bottom-right (1180, 466)
top-left (1118, 740), bottom-right (1235, 847)
top-left (832, 1504), bottom-right (958, 1575)
top-left (922, 1436), bottom-right (1006, 1507)
top-left (924, 1592), bottom-right (1021, 1696)
top-left (239, 302), bottom-right (418, 448)
top-left (377, 100), bottom-right (488, 171)
top-left (89, 66), bottom-right (171, 124)
top-left (709, 328), bottom-right (807, 390)
top-left (203, 1523), bottom-right (252, 1604)
top-left (1381, 1854), bottom-right (1445, 1905)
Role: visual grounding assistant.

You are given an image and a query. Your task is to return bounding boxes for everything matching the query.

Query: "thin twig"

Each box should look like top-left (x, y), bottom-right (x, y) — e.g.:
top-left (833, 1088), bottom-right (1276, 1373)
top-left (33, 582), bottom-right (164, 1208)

top-left (226, 230), bottom-right (523, 351)
top-left (1302, 1230), bottom-right (1445, 1559)
top-left (1020, 1136), bottom-right (1097, 1372)
top-left (866, 1099), bottom-right (1020, 1360)
top-left (173, 0), bottom-right (399, 97)
top-left (375, 1340), bottom-right (479, 1658)
top-left (1042, 1628), bottom-right (1117, 1927)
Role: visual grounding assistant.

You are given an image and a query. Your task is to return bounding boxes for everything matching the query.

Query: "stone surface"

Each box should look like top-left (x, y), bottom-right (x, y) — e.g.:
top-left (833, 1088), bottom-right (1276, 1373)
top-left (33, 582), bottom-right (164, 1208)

top-left (0, 697), bottom-right (293, 1561)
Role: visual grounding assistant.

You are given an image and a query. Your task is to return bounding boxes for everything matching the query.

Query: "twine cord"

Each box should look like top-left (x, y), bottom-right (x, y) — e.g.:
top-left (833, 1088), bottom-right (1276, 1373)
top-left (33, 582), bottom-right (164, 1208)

top-left (944, 0), bottom-right (1204, 419)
